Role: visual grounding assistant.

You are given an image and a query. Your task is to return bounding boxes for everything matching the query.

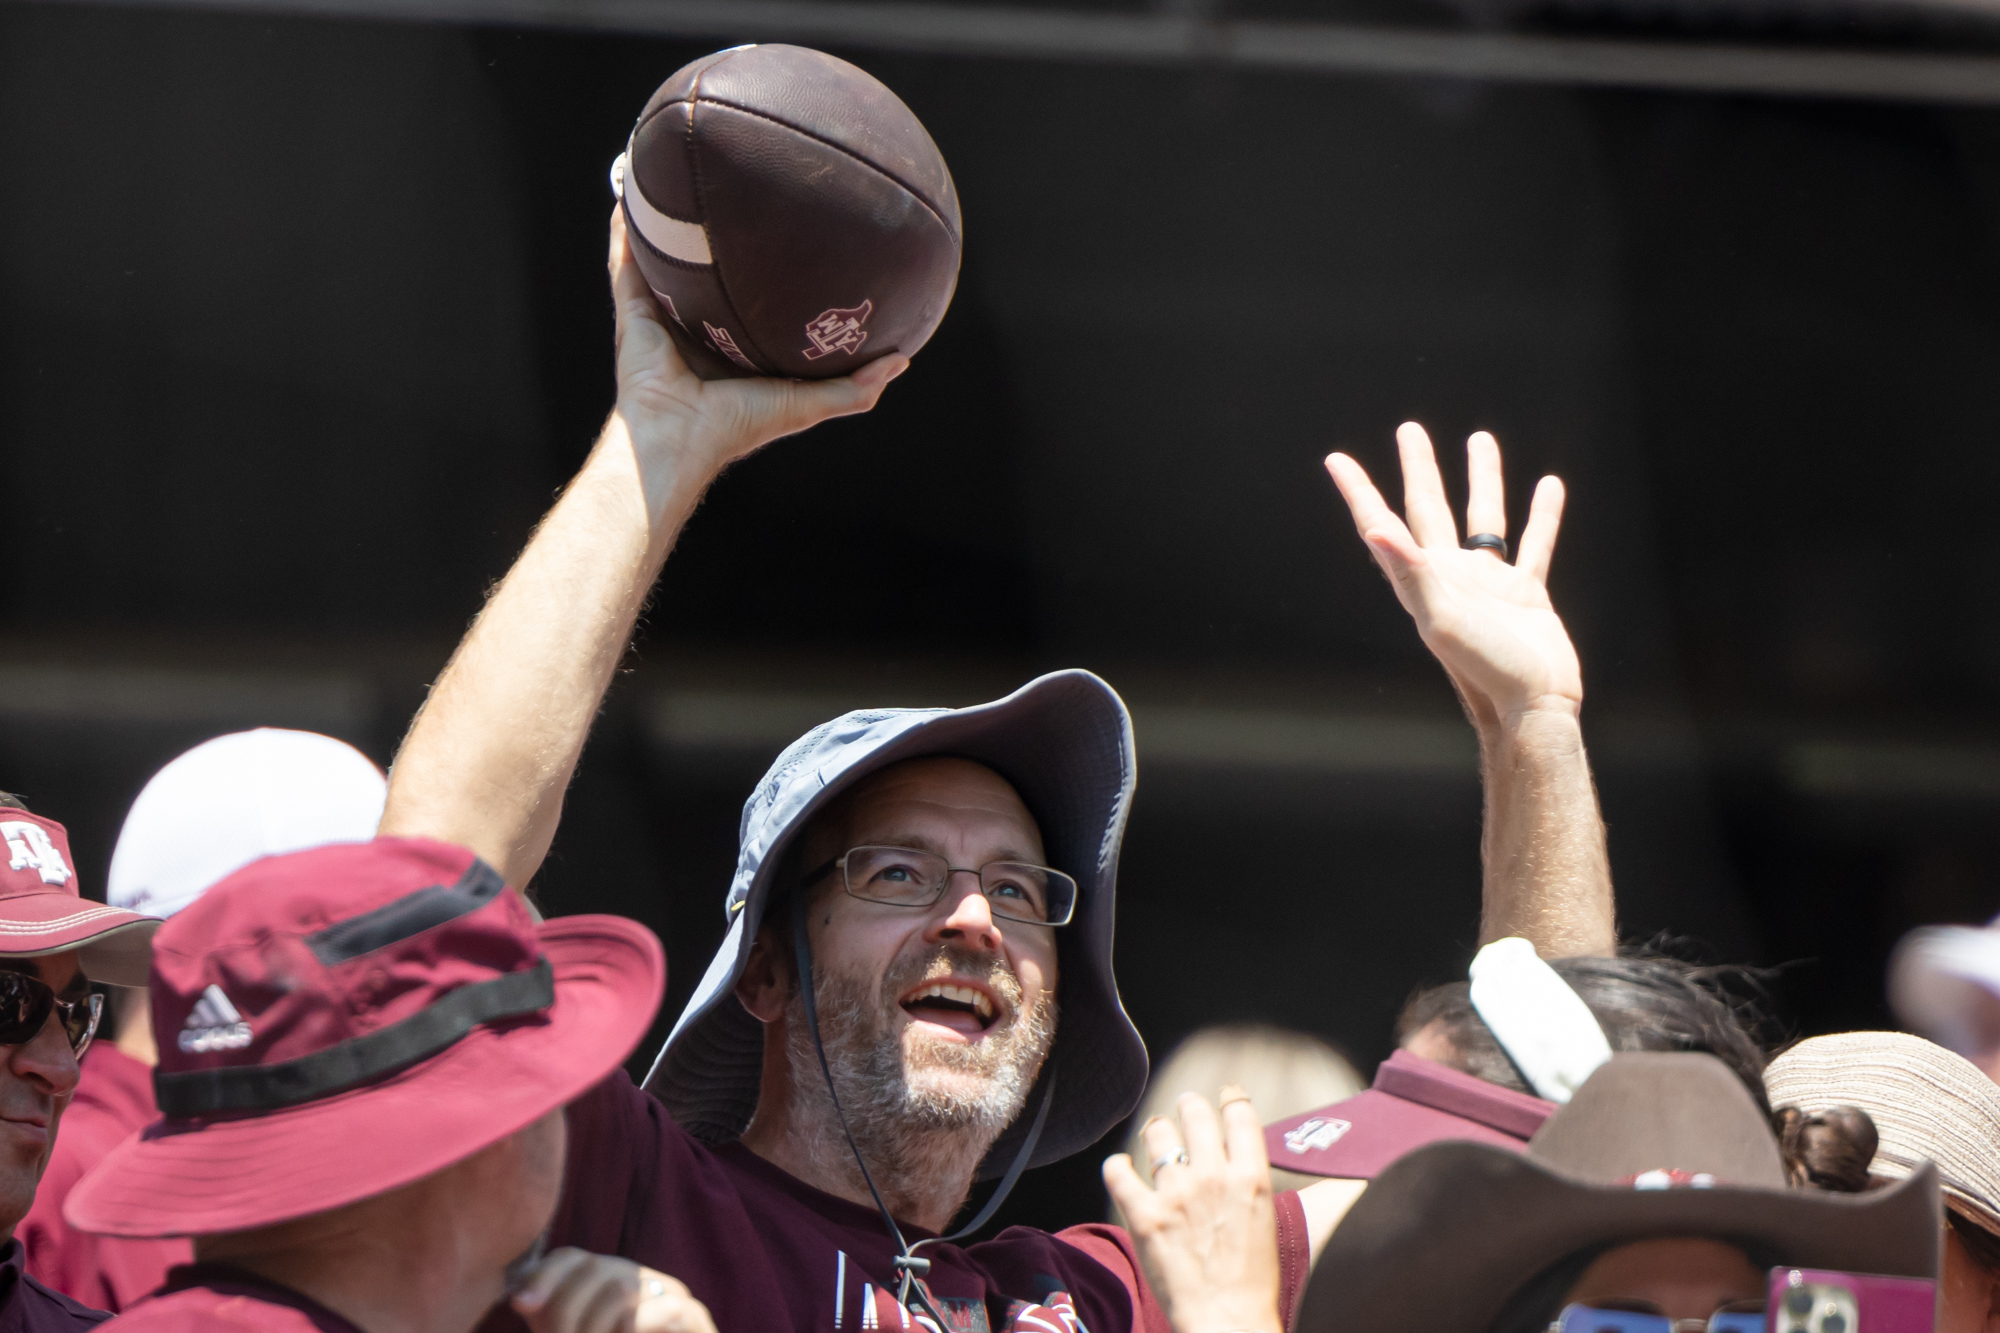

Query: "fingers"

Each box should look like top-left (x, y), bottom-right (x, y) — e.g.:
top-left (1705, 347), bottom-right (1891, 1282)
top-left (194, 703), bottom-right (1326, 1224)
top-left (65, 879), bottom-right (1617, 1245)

top-left (1217, 1084), bottom-right (1270, 1175)
top-left (1324, 453), bottom-right (1417, 551)
top-left (637, 1273), bottom-right (718, 1333)
top-left (793, 355), bottom-right (908, 427)
top-left (1362, 527), bottom-right (1452, 623)
top-left (607, 206), bottom-right (650, 312)
top-left (1395, 422), bottom-right (1460, 549)
top-left (513, 1248), bottom-right (646, 1333)
top-left (606, 208), bottom-right (682, 387)
top-left (1139, 1113), bottom-right (1188, 1181)
top-left (512, 1247), bottom-right (593, 1332)
top-left (727, 355), bottom-right (907, 455)
top-left (1175, 1092), bottom-right (1225, 1171)
top-left (1514, 474), bottom-right (1567, 585)
top-left (1463, 431), bottom-right (1507, 547)
top-left (1103, 1152), bottom-right (1162, 1230)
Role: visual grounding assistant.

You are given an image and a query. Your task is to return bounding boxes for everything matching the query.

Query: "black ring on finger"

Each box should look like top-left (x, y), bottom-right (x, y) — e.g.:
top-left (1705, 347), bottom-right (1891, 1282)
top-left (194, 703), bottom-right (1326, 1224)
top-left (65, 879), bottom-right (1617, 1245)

top-left (1463, 533), bottom-right (1509, 559)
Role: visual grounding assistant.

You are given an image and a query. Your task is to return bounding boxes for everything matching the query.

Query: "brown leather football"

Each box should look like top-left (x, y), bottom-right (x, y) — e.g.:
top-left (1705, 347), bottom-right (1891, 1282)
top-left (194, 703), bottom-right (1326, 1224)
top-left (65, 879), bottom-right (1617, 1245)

top-left (615, 45), bottom-right (962, 381)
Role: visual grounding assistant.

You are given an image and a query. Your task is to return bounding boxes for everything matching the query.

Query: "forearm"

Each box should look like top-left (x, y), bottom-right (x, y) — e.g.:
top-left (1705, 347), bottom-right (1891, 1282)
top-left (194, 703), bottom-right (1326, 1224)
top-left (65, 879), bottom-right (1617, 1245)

top-left (1476, 706), bottom-right (1615, 957)
top-left (379, 412), bottom-right (705, 888)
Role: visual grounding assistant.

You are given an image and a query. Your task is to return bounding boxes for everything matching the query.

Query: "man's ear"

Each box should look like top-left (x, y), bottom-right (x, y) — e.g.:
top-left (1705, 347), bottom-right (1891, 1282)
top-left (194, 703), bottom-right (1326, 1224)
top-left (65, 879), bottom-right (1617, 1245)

top-left (735, 922), bottom-right (792, 1024)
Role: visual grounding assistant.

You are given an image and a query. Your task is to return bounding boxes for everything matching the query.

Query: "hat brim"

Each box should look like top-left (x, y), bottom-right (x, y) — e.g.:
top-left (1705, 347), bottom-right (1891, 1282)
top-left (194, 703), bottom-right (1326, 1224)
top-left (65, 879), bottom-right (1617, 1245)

top-left (0, 895), bottom-right (160, 987)
top-left (63, 914), bottom-right (664, 1238)
top-left (1299, 1141), bottom-right (1942, 1333)
top-left (645, 669), bottom-right (1145, 1179)
top-left (1265, 1087), bottom-right (1538, 1180)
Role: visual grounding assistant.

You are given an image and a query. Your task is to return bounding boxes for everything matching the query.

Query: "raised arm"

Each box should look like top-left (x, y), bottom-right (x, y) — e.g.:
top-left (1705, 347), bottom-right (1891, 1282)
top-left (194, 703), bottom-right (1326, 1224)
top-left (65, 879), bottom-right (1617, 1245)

top-left (377, 209), bottom-right (903, 887)
top-left (1324, 423), bottom-right (1614, 958)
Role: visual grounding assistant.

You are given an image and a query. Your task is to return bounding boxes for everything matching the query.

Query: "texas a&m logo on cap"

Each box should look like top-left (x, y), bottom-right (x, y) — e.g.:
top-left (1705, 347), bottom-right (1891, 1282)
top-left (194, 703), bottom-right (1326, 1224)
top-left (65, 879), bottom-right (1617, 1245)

top-left (1284, 1117), bottom-right (1353, 1155)
top-left (2, 820), bottom-right (71, 887)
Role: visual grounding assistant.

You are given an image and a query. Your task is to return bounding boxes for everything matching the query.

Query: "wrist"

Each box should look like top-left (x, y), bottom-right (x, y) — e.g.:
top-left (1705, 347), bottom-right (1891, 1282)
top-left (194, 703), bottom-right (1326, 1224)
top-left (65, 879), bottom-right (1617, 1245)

top-left (1477, 696), bottom-right (1583, 752)
top-left (605, 407), bottom-right (729, 528)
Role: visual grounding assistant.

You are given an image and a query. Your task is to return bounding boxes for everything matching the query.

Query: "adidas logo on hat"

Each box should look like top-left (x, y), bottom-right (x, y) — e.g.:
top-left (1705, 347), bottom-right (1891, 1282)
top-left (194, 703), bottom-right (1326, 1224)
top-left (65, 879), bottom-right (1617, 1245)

top-left (179, 985), bottom-right (253, 1054)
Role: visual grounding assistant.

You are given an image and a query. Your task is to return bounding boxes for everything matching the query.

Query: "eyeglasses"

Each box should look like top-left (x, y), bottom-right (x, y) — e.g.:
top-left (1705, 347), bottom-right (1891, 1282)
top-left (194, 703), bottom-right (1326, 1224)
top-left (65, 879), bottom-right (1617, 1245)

top-left (1554, 1303), bottom-right (1766, 1333)
top-left (0, 972), bottom-right (102, 1059)
top-left (805, 846), bottom-right (1079, 927)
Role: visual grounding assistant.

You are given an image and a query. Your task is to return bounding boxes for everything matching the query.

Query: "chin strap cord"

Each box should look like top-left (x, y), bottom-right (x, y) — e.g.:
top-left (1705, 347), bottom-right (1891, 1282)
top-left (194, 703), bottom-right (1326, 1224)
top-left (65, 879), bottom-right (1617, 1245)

top-left (790, 897), bottom-right (1056, 1322)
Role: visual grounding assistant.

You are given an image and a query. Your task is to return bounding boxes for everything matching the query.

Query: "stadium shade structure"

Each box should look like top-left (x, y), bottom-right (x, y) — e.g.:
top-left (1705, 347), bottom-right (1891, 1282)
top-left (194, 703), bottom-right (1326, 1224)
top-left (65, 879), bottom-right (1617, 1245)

top-left (21, 0), bottom-right (2000, 105)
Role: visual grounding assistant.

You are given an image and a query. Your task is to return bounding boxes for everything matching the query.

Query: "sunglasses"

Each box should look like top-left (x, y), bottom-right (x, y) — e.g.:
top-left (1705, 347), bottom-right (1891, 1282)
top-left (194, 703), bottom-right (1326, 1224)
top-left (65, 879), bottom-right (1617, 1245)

top-left (1555, 1304), bottom-right (1767, 1333)
top-left (0, 971), bottom-right (101, 1058)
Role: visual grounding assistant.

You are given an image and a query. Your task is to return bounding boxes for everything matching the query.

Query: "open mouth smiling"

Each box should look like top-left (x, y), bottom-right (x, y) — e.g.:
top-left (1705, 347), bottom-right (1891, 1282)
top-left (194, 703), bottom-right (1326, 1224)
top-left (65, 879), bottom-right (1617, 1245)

top-left (899, 980), bottom-right (1002, 1035)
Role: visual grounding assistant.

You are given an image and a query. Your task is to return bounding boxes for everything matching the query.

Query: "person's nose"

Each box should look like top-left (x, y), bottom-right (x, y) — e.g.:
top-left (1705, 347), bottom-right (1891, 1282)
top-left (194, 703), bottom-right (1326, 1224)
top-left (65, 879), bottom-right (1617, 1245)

top-left (10, 1010), bottom-right (79, 1100)
top-left (927, 870), bottom-right (1004, 954)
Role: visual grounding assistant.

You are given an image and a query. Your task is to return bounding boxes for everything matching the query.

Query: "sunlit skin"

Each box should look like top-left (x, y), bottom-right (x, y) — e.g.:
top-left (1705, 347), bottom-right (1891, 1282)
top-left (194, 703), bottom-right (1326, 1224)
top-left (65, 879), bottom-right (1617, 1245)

top-left (734, 756), bottom-right (1058, 1230)
top-left (1564, 1238), bottom-right (1765, 1321)
top-left (1938, 1222), bottom-right (2000, 1333)
top-left (0, 952), bottom-right (85, 1240)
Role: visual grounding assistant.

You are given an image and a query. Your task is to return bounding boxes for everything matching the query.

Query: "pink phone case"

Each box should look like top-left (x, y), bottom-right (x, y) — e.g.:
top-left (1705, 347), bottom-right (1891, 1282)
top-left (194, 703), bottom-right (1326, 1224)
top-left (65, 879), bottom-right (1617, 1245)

top-left (1768, 1268), bottom-right (1936, 1333)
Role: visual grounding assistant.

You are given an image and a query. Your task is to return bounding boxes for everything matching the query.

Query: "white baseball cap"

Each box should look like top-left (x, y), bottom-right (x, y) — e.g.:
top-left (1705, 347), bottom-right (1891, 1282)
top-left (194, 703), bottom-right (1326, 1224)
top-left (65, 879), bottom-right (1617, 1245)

top-left (107, 729), bottom-right (387, 922)
top-left (1890, 918), bottom-right (2000, 1060)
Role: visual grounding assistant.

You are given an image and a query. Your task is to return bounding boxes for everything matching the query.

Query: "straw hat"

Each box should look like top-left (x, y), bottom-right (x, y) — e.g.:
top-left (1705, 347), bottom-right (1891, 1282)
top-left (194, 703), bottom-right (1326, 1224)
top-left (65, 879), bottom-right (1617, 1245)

top-left (1765, 1030), bottom-right (2000, 1236)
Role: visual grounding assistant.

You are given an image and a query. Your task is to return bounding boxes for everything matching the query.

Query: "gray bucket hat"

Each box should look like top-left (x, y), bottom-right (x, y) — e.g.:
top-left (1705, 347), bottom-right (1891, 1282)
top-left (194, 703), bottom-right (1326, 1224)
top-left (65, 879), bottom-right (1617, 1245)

top-left (642, 669), bottom-right (1147, 1178)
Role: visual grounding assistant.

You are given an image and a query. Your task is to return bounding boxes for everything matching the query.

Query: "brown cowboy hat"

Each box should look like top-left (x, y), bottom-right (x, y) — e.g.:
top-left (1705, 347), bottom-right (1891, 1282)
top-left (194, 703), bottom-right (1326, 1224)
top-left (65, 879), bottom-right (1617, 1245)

top-left (1298, 1052), bottom-right (1941, 1333)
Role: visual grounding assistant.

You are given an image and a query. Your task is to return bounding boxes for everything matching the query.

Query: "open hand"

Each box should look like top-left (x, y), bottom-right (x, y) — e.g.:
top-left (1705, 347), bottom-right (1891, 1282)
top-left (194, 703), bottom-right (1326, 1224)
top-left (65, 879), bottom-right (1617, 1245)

top-left (607, 206), bottom-right (906, 484)
top-left (512, 1248), bottom-right (717, 1333)
top-left (1325, 423), bottom-right (1579, 733)
top-left (1103, 1088), bottom-right (1281, 1333)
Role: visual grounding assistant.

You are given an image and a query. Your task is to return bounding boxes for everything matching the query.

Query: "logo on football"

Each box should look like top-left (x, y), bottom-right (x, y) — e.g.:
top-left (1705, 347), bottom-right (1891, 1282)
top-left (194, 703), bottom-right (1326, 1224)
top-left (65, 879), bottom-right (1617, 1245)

top-left (801, 301), bottom-right (873, 360)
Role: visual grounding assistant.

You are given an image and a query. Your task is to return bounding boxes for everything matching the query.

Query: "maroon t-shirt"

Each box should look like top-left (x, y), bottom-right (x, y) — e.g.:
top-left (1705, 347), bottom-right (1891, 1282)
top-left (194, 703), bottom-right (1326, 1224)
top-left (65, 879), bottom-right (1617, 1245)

top-left (496, 1073), bottom-right (1312, 1333)
top-left (100, 1266), bottom-right (363, 1333)
top-left (0, 1240), bottom-right (108, 1332)
top-left (22, 1046), bottom-right (191, 1312)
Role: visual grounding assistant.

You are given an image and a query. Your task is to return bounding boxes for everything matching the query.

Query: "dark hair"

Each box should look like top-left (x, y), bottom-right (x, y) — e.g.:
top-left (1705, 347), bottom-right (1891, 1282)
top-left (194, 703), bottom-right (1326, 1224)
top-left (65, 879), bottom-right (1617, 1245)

top-left (1773, 1104), bottom-right (2000, 1276)
top-left (0, 792), bottom-right (26, 811)
top-left (1950, 1211), bottom-right (2000, 1274)
top-left (1771, 1105), bottom-right (1878, 1192)
top-left (1398, 950), bottom-right (1775, 1112)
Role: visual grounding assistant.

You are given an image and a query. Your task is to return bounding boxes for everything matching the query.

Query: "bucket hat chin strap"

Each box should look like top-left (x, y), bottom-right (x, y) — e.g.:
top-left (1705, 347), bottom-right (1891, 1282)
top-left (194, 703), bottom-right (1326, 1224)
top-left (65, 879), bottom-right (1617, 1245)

top-left (789, 896), bottom-right (1055, 1324)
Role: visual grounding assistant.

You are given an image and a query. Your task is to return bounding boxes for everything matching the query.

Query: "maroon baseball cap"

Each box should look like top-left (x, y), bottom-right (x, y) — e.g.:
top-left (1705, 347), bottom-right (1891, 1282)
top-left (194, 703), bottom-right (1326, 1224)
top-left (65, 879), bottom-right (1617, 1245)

top-left (65, 836), bottom-right (664, 1238)
top-left (0, 809), bottom-right (158, 986)
top-left (1263, 1048), bottom-right (1555, 1179)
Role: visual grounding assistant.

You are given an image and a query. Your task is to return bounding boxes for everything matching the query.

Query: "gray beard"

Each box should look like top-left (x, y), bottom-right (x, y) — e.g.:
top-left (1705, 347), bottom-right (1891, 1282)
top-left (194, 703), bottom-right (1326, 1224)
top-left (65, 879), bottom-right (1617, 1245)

top-left (783, 943), bottom-right (1057, 1224)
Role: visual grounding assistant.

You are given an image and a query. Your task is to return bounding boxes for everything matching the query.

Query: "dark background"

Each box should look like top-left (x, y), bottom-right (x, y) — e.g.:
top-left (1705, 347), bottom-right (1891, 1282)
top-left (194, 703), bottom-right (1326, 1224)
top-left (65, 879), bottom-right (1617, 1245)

top-left (7, 0), bottom-right (2000, 1229)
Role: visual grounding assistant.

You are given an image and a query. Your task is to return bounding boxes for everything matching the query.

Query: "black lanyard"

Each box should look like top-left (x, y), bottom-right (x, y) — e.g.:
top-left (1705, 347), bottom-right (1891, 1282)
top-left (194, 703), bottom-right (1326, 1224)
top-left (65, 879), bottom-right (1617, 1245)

top-left (789, 894), bottom-right (1056, 1325)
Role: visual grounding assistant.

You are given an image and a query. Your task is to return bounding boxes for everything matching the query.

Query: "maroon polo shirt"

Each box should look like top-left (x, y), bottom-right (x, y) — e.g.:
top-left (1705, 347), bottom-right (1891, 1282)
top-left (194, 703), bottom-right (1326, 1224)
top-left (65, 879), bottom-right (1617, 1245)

top-left (0, 1240), bottom-right (107, 1332)
top-left (99, 1267), bottom-right (362, 1333)
top-left (22, 1046), bottom-right (191, 1311)
top-left (484, 1071), bottom-right (1314, 1333)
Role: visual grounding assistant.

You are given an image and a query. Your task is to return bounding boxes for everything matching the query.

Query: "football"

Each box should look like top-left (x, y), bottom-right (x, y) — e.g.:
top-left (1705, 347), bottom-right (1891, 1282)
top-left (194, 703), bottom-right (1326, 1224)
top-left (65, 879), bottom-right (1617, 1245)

top-left (613, 45), bottom-right (962, 381)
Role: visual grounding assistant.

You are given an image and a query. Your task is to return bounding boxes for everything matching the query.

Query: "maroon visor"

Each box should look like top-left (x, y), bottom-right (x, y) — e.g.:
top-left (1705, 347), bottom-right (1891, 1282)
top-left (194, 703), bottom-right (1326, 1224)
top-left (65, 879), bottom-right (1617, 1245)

top-left (1264, 1048), bottom-right (1556, 1179)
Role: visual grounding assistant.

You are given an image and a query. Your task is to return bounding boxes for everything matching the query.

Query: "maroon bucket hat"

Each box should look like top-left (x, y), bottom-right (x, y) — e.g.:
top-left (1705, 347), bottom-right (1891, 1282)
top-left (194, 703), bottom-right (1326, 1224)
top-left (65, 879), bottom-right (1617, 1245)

top-left (0, 809), bottom-right (158, 986)
top-left (1264, 1049), bottom-right (1556, 1179)
top-left (65, 836), bottom-right (664, 1238)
